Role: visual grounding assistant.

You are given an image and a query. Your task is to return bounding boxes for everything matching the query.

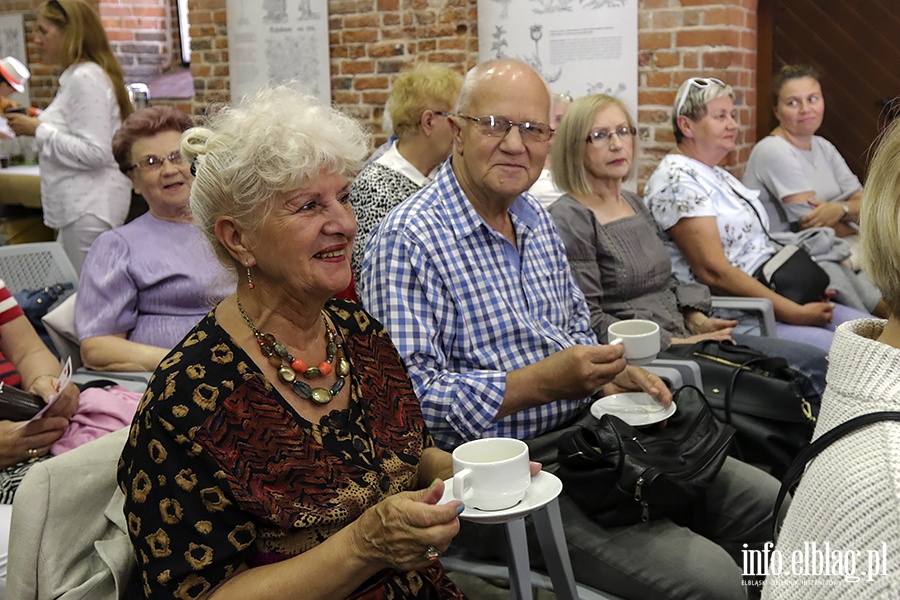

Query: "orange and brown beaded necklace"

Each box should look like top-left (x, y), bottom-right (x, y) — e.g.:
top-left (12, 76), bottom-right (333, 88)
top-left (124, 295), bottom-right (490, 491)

top-left (236, 295), bottom-right (350, 404)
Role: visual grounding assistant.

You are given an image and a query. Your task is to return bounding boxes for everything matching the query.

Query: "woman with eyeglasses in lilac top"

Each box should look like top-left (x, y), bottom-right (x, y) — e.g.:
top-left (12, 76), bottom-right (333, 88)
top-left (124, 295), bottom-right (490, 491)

top-left (74, 106), bottom-right (233, 373)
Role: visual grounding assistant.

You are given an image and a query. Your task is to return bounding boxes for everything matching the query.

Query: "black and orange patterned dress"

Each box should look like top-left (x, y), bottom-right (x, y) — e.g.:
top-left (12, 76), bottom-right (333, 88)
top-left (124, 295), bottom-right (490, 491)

top-left (118, 299), bottom-right (466, 599)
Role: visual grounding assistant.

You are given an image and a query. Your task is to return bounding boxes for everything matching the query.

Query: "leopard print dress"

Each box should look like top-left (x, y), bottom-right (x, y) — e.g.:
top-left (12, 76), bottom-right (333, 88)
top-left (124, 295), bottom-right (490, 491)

top-left (118, 299), bottom-right (466, 599)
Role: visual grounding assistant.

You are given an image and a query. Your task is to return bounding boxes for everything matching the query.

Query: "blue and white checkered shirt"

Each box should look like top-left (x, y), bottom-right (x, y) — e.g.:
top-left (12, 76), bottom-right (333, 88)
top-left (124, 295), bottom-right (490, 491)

top-left (360, 160), bottom-right (598, 449)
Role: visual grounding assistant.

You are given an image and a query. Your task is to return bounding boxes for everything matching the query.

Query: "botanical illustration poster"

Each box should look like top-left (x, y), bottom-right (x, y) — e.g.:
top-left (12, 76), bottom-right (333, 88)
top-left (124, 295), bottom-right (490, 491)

top-left (226, 0), bottom-right (330, 106)
top-left (476, 0), bottom-right (637, 116)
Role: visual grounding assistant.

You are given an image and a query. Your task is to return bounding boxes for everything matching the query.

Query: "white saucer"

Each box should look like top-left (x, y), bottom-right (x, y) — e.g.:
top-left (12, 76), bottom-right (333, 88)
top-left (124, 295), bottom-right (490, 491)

top-left (439, 471), bottom-right (563, 525)
top-left (590, 392), bottom-right (676, 427)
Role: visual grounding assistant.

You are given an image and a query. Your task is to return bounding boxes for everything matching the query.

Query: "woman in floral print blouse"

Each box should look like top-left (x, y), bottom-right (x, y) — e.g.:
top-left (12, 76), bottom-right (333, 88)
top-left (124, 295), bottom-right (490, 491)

top-left (643, 76), bottom-right (877, 349)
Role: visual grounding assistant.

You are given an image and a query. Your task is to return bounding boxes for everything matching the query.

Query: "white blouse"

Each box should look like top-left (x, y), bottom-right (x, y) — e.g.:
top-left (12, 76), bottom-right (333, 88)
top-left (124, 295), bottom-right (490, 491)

top-left (643, 153), bottom-right (776, 284)
top-left (35, 62), bottom-right (131, 229)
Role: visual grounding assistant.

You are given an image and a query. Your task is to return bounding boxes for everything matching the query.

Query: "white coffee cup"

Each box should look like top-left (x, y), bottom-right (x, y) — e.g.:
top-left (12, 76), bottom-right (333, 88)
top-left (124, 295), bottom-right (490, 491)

top-left (452, 437), bottom-right (530, 511)
top-left (608, 319), bottom-right (660, 366)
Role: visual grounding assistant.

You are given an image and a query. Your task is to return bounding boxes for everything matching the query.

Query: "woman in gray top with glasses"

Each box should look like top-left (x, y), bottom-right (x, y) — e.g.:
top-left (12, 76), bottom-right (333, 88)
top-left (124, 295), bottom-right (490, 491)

top-left (547, 92), bottom-right (827, 414)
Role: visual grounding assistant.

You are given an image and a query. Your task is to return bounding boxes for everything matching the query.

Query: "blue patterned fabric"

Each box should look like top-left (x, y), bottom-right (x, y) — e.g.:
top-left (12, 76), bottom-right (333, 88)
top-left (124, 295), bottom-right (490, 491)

top-left (360, 160), bottom-right (597, 449)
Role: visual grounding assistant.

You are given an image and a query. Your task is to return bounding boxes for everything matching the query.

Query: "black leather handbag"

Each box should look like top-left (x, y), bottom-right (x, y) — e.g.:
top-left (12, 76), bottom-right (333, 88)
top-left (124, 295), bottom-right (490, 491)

top-left (0, 385), bottom-right (46, 421)
top-left (753, 244), bottom-right (829, 306)
top-left (555, 386), bottom-right (734, 526)
top-left (739, 196), bottom-right (829, 305)
top-left (663, 340), bottom-right (817, 479)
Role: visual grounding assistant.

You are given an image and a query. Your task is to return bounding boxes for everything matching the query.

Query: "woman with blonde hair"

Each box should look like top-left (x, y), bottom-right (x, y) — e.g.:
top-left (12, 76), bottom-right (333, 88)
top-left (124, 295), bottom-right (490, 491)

top-left (7, 0), bottom-right (132, 273)
top-left (763, 118), bottom-right (900, 599)
top-left (350, 62), bottom-right (462, 282)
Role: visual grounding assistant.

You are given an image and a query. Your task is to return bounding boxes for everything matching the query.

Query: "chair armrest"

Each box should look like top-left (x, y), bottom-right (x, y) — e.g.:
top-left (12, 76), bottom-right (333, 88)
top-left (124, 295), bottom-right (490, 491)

top-left (710, 296), bottom-right (777, 337)
top-left (645, 366), bottom-right (682, 389)
top-left (649, 359), bottom-right (702, 389)
top-left (71, 369), bottom-right (151, 394)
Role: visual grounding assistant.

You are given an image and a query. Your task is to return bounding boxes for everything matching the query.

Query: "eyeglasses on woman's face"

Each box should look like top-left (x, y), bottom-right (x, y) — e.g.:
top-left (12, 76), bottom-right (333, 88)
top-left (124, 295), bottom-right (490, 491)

top-left (130, 151), bottom-right (184, 172)
top-left (453, 114), bottom-right (554, 143)
top-left (585, 126), bottom-right (636, 144)
top-left (674, 77), bottom-right (726, 117)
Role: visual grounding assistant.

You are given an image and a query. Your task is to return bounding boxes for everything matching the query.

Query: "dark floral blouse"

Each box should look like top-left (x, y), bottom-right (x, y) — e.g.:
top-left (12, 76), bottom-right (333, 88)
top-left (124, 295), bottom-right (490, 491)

top-left (118, 299), bottom-right (466, 599)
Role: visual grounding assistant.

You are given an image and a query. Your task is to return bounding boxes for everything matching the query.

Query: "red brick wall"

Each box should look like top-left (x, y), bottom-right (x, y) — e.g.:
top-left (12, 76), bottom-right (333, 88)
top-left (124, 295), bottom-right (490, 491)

top-left (638, 0), bottom-right (758, 183)
top-left (184, 0), bottom-right (228, 109)
top-left (169, 0), bottom-right (183, 67)
top-left (99, 0), bottom-right (175, 80)
top-left (2, 0), bottom-right (759, 183)
top-left (327, 0), bottom-right (478, 143)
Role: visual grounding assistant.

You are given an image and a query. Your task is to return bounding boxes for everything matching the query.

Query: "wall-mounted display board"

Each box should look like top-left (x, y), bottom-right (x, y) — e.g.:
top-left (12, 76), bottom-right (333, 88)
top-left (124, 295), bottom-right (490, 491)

top-left (227, 0), bottom-right (330, 106)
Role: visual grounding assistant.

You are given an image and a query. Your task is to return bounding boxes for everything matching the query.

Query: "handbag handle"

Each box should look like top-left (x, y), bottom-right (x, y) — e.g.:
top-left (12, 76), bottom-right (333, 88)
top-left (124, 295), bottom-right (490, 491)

top-left (723, 354), bottom-right (769, 426)
top-left (722, 352), bottom-right (806, 423)
top-left (773, 411), bottom-right (900, 540)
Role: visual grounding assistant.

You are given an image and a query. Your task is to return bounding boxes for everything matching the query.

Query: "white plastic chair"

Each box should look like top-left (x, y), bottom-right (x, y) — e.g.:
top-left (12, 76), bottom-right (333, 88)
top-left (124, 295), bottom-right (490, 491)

top-left (0, 242), bottom-right (77, 302)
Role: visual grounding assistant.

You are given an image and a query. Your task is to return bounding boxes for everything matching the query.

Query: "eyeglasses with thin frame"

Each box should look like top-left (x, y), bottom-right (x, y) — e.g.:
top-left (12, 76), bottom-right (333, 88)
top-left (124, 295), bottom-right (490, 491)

top-left (453, 114), bottom-right (554, 143)
top-left (129, 150), bottom-right (184, 172)
top-left (586, 125), bottom-right (637, 144)
top-left (674, 77), bottom-right (726, 117)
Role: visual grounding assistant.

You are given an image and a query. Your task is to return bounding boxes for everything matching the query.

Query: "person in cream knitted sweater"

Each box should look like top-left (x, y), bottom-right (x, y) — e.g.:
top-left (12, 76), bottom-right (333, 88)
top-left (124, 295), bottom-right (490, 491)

top-left (762, 120), bottom-right (900, 599)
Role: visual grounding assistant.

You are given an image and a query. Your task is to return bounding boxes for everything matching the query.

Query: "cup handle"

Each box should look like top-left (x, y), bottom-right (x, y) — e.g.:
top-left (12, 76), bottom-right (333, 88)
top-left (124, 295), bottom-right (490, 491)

top-left (609, 337), bottom-right (623, 346)
top-left (452, 468), bottom-right (472, 502)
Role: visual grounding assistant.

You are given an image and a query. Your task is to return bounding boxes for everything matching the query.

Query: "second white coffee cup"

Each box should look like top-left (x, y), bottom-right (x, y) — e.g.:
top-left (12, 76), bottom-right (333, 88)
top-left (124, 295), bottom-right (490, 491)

top-left (608, 319), bottom-right (661, 365)
top-left (452, 437), bottom-right (530, 511)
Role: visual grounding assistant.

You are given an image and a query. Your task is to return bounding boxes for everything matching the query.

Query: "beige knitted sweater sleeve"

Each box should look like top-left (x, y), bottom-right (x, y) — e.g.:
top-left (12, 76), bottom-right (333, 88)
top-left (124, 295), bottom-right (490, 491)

top-left (763, 319), bottom-right (900, 599)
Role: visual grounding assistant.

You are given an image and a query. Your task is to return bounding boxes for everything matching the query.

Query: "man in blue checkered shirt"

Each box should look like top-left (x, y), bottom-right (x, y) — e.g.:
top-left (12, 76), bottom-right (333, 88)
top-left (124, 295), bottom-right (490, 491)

top-left (361, 59), bottom-right (779, 599)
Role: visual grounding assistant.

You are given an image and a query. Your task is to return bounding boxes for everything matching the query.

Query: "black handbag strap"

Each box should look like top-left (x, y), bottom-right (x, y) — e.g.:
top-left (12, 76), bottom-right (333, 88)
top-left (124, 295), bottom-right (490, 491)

top-left (723, 352), bottom-right (814, 423)
top-left (725, 177), bottom-right (812, 255)
top-left (723, 355), bottom-right (770, 425)
top-left (773, 411), bottom-right (900, 539)
top-left (739, 192), bottom-right (784, 249)
top-left (720, 354), bottom-right (772, 462)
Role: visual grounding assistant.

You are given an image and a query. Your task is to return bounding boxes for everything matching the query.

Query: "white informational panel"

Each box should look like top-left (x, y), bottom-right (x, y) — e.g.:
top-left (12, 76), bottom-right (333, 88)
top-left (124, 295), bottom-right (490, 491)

top-left (0, 13), bottom-right (30, 107)
top-left (226, 0), bottom-right (330, 106)
top-left (476, 0), bottom-right (637, 117)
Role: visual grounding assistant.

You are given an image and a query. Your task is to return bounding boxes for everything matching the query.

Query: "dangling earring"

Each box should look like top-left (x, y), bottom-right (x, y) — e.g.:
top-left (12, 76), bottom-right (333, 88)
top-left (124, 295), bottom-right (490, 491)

top-left (246, 266), bottom-right (255, 290)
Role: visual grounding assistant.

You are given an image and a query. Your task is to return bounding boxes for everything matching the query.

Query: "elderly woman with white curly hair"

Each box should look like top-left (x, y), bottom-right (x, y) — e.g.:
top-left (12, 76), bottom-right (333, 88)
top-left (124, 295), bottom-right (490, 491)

top-left (116, 86), bottom-right (473, 600)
